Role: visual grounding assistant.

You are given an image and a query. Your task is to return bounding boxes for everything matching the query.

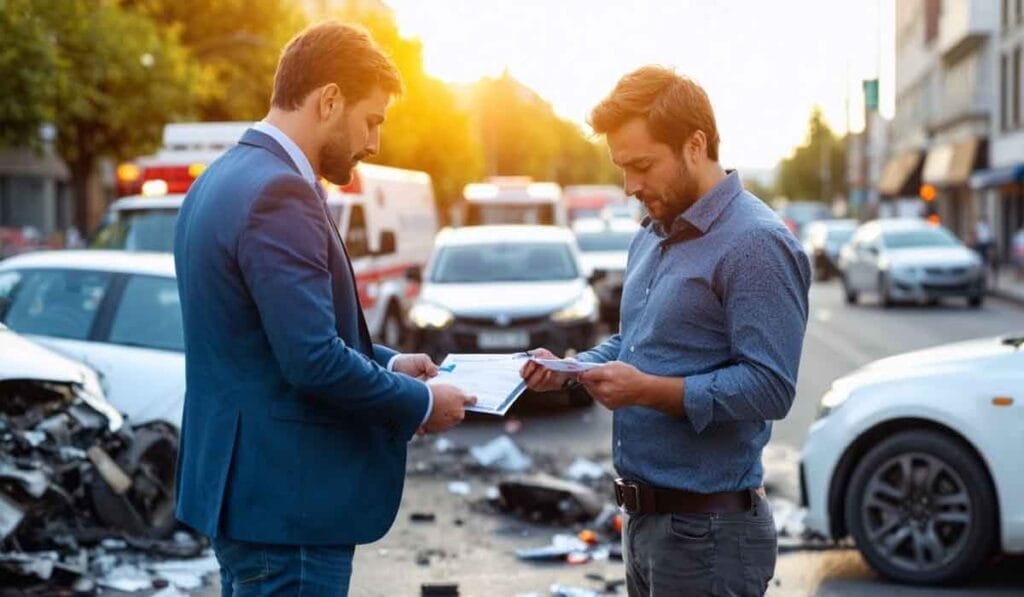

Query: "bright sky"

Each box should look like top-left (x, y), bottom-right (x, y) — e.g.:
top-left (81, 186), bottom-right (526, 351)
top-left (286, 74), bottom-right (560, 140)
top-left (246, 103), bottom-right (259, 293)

top-left (385, 0), bottom-right (895, 171)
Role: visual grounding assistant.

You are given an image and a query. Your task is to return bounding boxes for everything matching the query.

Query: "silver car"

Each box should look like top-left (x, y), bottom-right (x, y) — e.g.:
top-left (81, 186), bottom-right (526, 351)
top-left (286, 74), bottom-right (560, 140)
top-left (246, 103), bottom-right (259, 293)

top-left (406, 225), bottom-right (600, 362)
top-left (838, 219), bottom-right (985, 308)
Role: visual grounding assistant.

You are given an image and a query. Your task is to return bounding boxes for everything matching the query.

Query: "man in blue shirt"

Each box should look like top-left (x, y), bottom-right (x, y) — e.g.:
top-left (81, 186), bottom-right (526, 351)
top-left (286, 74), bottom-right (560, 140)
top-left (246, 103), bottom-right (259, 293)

top-left (522, 66), bottom-right (810, 595)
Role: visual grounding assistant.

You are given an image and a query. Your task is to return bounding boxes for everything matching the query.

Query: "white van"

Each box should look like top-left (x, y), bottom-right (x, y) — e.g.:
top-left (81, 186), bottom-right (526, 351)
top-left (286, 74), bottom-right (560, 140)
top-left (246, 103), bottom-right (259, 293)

top-left (93, 162), bottom-right (438, 346)
top-left (462, 176), bottom-right (566, 226)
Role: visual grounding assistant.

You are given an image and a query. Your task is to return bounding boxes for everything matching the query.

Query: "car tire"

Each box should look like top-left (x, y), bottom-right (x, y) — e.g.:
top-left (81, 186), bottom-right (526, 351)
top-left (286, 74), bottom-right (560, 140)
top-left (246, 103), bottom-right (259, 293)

top-left (967, 295), bottom-right (983, 309)
top-left (879, 274), bottom-right (894, 309)
top-left (381, 302), bottom-right (405, 350)
top-left (844, 429), bottom-right (997, 585)
top-left (842, 275), bottom-right (858, 305)
top-left (90, 423), bottom-right (180, 539)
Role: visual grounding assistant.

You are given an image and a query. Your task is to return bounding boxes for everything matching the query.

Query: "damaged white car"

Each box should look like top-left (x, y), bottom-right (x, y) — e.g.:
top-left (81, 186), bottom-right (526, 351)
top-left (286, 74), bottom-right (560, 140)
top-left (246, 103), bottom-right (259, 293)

top-left (1, 324), bottom-right (180, 584)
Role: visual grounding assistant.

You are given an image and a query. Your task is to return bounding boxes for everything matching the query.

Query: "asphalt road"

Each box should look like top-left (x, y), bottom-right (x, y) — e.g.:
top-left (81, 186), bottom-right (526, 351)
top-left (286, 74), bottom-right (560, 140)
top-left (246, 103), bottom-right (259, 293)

top-left (345, 280), bottom-right (1024, 596)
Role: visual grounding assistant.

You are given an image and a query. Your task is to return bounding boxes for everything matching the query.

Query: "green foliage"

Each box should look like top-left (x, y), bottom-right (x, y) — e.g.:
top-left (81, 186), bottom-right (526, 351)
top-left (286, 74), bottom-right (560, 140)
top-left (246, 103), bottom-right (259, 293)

top-left (0, 0), bottom-right (59, 149)
top-left (125, 0), bottom-right (304, 121)
top-left (776, 106), bottom-right (847, 202)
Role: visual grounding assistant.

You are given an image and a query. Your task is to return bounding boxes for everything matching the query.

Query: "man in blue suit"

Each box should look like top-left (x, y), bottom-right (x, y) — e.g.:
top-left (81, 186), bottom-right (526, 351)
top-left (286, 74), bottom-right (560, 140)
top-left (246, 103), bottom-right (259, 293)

top-left (173, 22), bottom-right (475, 595)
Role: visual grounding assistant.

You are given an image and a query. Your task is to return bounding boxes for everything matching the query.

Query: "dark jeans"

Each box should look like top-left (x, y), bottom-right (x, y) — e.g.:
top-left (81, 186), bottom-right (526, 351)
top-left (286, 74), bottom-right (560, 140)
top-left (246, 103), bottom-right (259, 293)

top-left (212, 536), bottom-right (355, 596)
top-left (624, 490), bottom-right (777, 596)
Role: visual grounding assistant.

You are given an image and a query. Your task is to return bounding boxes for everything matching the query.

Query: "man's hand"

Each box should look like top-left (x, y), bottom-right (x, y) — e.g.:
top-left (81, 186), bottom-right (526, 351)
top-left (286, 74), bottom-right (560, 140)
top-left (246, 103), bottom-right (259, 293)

top-left (420, 384), bottom-right (476, 434)
top-left (519, 347), bottom-right (571, 392)
top-left (577, 361), bottom-right (650, 410)
top-left (392, 353), bottom-right (439, 381)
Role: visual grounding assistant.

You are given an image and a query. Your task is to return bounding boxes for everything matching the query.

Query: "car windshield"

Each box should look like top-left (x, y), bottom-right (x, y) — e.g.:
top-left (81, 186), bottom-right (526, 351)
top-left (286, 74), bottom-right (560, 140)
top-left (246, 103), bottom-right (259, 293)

top-left (827, 228), bottom-right (855, 245)
top-left (575, 231), bottom-right (635, 252)
top-left (91, 209), bottom-right (179, 252)
top-left (431, 243), bottom-right (578, 283)
top-left (465, 203), bottom-right (555, 225)
top-left (882, 228), bottom-right (959, 249)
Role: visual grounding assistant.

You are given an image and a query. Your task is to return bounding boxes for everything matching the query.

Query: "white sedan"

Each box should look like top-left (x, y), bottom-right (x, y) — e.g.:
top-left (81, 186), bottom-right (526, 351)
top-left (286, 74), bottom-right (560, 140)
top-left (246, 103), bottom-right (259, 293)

top-left (838, 219), bottom-right (985, 308)
top-left (0, 250), bottom-right (184, 428)
top-left (800, 334), bottom-right (1024, 584)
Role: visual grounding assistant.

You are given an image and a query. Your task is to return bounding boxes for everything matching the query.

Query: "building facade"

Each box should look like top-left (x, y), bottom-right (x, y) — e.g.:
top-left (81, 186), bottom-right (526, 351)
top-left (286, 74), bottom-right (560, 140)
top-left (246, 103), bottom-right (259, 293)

top-left (888, 0), bottom-right (998, 241)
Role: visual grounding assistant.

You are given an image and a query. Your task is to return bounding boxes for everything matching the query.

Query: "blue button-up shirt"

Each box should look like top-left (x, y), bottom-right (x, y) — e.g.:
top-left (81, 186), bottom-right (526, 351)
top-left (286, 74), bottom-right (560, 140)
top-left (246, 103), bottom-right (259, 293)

top-left (577, 171), bottom-right (810, 493)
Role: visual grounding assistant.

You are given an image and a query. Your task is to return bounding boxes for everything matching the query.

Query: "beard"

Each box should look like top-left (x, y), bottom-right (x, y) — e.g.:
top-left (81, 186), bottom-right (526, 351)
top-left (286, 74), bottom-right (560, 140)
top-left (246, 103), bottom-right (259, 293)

top-left (642, 160), bottom-right (702, 226)
top-left (319, 128), bottom-right (363, 186)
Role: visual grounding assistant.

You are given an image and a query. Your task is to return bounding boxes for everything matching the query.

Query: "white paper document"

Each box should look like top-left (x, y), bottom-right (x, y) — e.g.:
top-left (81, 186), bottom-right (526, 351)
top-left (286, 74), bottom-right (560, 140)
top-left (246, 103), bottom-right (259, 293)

top-left (528, 357), bottom-right (602, 374)
top-left (427, 353), bottom-right (529, 416)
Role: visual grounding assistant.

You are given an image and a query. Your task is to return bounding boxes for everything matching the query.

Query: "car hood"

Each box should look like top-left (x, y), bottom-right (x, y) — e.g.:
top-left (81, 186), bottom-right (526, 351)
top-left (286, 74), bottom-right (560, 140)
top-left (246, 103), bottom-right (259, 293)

top-left (836, 335), bottom-right (1021, 390)
top-left (884, 247), bottom-right (979, 268)
top-left (420, 279), bottom-right (588, 317)
top-left (0, 327), bottom-right (92, 384)
top-left (0, 327), bottom-right (124, 431)
top-left (578, 251), bottom-right (628, 273)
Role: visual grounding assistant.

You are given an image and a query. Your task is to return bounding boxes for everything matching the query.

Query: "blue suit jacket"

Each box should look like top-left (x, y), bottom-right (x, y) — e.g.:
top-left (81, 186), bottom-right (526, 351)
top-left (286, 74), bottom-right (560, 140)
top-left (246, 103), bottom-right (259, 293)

top-left (173, 129), bottom-right (429, 545)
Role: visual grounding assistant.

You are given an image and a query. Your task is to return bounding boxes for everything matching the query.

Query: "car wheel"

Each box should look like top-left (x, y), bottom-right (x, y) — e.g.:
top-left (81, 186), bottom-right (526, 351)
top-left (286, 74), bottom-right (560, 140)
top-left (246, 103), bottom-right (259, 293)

top-left (90, 423), bottom-right (180, 539)
top-left (382, 302), bottom-right (405, 350)
top-left (967, 295), bottom-right (983, 309)
top-left (844, 429), bottom-right (997, 585)
top-left (842, 275), bottom-right (858, 305)
top-left (878, 274), bottom-right (894, 308)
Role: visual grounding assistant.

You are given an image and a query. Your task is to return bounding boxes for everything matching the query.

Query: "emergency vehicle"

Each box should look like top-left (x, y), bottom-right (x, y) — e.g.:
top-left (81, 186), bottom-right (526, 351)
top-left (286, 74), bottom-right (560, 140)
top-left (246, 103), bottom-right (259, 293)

top-left (100, 123), bottom-right (438, 347)
top-left (462, 176), bottom-right (566, 226)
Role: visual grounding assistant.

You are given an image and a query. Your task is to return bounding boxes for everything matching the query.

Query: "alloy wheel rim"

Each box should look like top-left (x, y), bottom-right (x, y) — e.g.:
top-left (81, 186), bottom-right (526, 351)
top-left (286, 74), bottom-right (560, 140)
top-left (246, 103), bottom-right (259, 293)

top-left (861, 452), bottom-right (972, 573)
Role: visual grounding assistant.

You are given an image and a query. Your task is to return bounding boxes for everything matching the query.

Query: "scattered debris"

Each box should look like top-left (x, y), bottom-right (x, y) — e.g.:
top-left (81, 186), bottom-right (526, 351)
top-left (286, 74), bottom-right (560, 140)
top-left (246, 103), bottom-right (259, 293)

top-left (414, 547), bottom-right (448, 567)
top-left (434, 437), bottom-right (455, 453)
top-left (447, 481), bottom-right (472, 496)
top-left (469, 435), bottom-right (533, 472)
top-left (498, 474), bottom-right (604, 523)
top-left (550, 583), bottom-right (601, 597)
top-left (515, 534), bottom-right (590, 562)
top-left (563, 458), bottom-right (608, 483)
top-left (410, 512), bottom-right (437, 523)
top-left (421, 581), bottom-right (459, 596)
top-left (504, 418), bottom-right (523, 435)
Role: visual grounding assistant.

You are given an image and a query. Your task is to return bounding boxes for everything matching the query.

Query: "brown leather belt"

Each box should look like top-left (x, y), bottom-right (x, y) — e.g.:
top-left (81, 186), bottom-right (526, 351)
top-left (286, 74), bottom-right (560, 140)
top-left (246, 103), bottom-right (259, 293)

top-left (614, 478), bottom-right (763, 514)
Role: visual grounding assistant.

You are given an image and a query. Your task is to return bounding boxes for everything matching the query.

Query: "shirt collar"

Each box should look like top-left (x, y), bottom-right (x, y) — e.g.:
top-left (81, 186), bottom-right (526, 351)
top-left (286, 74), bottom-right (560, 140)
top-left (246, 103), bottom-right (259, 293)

top-left (252, 121), bottom-right (317, 185)
top-left (647, 170), bottom-right (744, 238)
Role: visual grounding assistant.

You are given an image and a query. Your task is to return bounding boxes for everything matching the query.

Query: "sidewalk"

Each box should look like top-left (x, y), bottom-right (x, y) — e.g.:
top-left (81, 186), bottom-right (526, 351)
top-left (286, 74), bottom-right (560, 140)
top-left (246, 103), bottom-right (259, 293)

top-left (989, 272), bottom-right (1024, 305)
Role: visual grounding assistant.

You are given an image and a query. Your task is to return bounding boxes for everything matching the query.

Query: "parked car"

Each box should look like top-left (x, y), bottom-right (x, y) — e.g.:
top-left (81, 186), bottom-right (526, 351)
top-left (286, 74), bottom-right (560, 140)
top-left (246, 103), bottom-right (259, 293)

top-left (838, 219), bottom-right (985, 308)
top-left (407, 225), bottom-right (599, 362)
top-left (800, 333), bottom-right (1024, 584)
top-left (0, 250), bottom-right (185, 428)
top-left (461, 177), bottom-right (566, 226)
top-left (776, 200), bottom-right (832, 237)
top-left (572, 217), bottom-right (641, 326)
top-left (802, 219), bottom-right (858, 281)
top-left (92, 161), bottom-right (438, 348)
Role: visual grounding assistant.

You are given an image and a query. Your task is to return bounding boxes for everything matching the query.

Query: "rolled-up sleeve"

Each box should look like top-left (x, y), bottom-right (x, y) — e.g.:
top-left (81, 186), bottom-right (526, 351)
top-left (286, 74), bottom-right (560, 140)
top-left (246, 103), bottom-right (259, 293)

top-left (684, 229), bottom-right (810, 433)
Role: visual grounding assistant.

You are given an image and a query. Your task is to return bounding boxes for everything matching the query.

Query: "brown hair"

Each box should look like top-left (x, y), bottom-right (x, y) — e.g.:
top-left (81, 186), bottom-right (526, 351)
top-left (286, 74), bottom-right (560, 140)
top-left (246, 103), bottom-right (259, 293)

top-left (590, 66), bottom-right (719, 161)
top-left (271, 21), bottom-right (402, 110)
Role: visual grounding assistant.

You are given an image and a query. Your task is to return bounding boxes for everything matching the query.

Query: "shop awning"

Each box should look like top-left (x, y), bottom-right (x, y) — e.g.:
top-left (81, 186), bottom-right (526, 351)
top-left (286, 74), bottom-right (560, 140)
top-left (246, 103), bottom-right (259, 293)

top-left (921, 138), bottom-right (983, 187)
top-left (0, 147), bottom-right (70, 180)
top-left (969, 163), bottom-right (1024, 189)
top-left (878, 151), bottom-right (923, 197)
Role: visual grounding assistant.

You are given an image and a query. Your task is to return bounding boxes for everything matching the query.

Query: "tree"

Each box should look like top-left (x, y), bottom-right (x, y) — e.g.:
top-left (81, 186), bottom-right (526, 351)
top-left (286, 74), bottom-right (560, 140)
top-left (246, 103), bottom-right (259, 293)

top-left (328, 2), bottom-right (484, 215)
top-left (776, 106), bottom-right (846, 202)
top-left (0, 0), bottom-right (60, 149)
top-left (42, 0), bottom-right (197, 230)
top-left (125, 0), bottom-right (304, 121)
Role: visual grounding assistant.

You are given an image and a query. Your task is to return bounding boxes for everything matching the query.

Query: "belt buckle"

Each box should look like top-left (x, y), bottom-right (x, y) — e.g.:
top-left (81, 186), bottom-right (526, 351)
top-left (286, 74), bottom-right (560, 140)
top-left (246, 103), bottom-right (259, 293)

top-left (615, 478), bottom-right (641, 513)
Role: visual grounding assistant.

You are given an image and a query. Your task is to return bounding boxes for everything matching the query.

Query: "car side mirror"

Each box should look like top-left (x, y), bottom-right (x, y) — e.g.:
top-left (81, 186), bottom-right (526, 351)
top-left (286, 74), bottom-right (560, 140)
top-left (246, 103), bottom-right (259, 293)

top-left (405, 266), bottom-right (422, 284)
top-left (375, 230), bottom-right (396, 256)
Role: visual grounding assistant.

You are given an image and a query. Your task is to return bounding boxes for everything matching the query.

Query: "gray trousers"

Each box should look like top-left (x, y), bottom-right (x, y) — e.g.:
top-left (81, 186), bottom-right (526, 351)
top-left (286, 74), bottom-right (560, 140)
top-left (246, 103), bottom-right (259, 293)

top-left (623, 490), bottom-right (777, 596)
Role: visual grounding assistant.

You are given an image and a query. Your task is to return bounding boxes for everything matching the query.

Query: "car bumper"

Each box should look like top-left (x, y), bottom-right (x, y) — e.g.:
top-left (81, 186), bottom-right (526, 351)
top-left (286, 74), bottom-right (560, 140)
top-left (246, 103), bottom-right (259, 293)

top-left (800, 417), bottom-right (850, 540)
top-left (887, 274), bottom-right (984, 300)
top-left (410, 318), bottom-right (597, 360)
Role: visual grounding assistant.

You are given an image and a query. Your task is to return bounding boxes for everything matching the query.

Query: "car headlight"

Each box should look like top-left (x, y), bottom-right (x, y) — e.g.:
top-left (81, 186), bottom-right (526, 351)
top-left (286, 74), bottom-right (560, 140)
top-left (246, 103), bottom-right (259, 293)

top-left (816, 386), bottom-right (852, 419)
top-left (408, 302), bottom-right (454, 329)
top-left (551, 288), bottom-right (598, 323)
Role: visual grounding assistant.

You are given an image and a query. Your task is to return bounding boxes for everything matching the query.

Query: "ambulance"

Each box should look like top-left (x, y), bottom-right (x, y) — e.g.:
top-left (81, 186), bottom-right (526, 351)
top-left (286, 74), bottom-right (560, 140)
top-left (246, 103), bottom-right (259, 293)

top-left (461, 176), bottom-right (567, 227)
top-left (98, 123), bottom-right (438, 347)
